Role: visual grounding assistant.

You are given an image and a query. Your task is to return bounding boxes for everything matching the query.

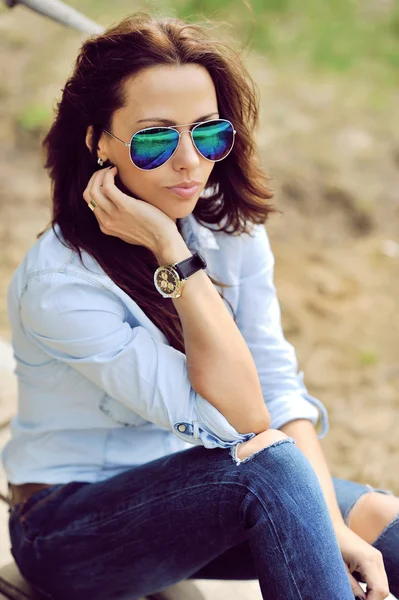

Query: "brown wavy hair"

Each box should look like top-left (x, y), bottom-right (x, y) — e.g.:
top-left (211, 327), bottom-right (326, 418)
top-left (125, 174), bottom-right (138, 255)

top-left (41, 11), bottom-right (277, 354)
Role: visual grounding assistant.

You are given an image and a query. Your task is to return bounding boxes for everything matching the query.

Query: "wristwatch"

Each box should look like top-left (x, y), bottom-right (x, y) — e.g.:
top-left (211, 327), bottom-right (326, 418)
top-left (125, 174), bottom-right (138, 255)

top-left (154, 251), bottom-right (207, 298)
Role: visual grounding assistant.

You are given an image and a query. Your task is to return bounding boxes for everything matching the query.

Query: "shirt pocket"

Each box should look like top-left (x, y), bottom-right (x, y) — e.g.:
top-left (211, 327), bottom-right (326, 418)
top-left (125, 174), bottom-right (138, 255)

top-left (99, 394), bottom-right (149, 427)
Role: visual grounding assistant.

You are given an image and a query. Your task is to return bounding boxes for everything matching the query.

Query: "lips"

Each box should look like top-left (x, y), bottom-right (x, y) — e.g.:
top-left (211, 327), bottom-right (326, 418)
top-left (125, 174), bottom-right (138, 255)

top-left (166, 183), bottom-right (201, 199)
top-left (167, 181), bottom-right (201, 189)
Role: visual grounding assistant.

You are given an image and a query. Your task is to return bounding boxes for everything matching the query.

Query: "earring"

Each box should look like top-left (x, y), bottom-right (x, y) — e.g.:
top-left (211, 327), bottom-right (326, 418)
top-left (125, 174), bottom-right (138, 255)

top-left (97, 157), bottom-right (104, 166)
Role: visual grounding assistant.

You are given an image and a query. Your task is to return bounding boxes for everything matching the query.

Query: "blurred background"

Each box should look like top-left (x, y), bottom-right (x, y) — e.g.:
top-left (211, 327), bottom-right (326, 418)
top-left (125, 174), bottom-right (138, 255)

top-left (0, 0), bottom-right (398, 500)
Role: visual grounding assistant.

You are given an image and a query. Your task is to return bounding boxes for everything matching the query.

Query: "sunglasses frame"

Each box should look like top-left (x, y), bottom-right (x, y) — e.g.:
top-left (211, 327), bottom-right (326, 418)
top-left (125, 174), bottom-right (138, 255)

top-left (102, 118), bottom-right (236, 171)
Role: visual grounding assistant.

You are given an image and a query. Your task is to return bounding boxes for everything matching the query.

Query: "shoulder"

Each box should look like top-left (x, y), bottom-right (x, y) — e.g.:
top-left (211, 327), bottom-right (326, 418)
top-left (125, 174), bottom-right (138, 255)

top-left (19, 268), bottom-right (126, 340)
top-left (187, 215), bottom-right (274, 286)
top-left (23, 224), bottom-right (73, 274)
top-left (8, 225), bottom-right (122, 323)
top-left (10, 224), bottom-right (113, 290)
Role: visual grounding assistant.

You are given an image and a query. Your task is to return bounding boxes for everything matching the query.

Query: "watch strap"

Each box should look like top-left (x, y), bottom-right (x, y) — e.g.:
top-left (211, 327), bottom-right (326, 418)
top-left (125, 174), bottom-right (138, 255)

top-left (174, 252), bottom-right (207, 280)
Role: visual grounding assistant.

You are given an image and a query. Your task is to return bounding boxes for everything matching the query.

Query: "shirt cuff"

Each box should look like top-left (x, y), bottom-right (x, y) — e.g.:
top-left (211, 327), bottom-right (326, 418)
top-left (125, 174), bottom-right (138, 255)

top-left (173, 391), bottom-right (256, 449)
top-left (267, 371), bottom-right (330, 439)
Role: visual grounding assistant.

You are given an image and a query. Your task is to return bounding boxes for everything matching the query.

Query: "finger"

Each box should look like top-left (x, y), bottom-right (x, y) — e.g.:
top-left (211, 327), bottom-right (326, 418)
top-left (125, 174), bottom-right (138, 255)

top-left (345, 565), bottom-right (366, 600)
top-left (101, 166), bottom-right (130, 208)
top-left (359, 556), bottom-right (390, 600)
top-left (374, 556), bottom-right (390, 600)
top-left (83, 169), bottom-right (106, 209)
top-left (83, 187), bottom-right (107, 219)
top-left (87, 167), bottom-right (116, 215)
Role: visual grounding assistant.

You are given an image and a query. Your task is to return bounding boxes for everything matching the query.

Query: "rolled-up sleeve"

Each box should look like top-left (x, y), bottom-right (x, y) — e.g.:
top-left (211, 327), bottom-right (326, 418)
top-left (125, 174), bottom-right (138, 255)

top-left (20, 272), bottom-right (256, 450)
top-left (236, 224), bottom-right (329, 439)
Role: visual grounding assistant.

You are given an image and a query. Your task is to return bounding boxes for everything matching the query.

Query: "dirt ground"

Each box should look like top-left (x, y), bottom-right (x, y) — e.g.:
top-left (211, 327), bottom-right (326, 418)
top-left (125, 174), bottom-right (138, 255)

top-left (0, 5), bottom-right (398, 494)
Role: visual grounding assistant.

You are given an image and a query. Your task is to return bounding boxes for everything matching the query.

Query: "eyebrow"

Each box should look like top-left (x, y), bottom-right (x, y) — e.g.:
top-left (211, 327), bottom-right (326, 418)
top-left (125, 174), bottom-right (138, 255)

top-left (136, 112), bottom-right (219, 125)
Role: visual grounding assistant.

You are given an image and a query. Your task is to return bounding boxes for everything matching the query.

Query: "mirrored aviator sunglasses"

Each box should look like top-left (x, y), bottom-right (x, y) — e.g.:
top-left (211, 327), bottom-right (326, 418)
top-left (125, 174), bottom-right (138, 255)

top-left (102, 119), bottom-right (236, 171)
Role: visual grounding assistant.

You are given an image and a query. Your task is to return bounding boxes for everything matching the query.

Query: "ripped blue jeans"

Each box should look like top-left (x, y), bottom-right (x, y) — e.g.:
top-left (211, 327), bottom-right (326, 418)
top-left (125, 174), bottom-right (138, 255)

top-left (7, 438), bottom-right (399, 600)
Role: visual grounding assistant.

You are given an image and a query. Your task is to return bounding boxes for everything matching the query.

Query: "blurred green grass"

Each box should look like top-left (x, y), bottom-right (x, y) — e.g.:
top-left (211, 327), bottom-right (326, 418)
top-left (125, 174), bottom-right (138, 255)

top-left (17, 103), bottom-right (52, 133)
top-left (69, 0), bottom-right (399, 84)
top-left (3, 0), bottom-right (397, 128)
top-left (177, 0), bottom-right (399, 76)
top-left (358, 348), bottom-right (379, 367)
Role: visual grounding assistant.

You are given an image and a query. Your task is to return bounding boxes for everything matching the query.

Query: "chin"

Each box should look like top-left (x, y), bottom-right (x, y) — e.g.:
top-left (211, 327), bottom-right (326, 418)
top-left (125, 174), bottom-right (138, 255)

top-left (172, 201), bottom-right (198, 216)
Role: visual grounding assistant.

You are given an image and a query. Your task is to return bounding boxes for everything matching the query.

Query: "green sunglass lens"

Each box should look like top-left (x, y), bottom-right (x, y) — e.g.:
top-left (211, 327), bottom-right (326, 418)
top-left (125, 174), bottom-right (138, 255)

top-left (192, 120), bottom-right (234, 161)
top-left (130, 128), bottom-right (179, 170)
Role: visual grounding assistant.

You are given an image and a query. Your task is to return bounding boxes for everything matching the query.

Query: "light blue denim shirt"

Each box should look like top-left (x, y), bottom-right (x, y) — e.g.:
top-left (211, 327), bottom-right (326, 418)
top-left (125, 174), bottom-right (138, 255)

top-left (2, 213), bottom-right (329, 484)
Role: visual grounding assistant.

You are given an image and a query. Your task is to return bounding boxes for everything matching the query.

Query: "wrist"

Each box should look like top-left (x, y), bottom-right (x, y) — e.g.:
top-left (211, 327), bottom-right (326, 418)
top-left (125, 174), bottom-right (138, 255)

top-left (153, 230), bottom-right (193, 266)
top-left (333, 519), bottom-right (349, 535)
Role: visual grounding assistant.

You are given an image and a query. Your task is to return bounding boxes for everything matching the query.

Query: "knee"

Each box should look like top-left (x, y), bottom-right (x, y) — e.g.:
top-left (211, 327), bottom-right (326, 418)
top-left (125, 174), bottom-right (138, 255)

top-left (347, 491), bottom-right (399, 545)
top-left (230, 429), bottom-right (326, 506)
top-left (231, 429), bottom-right (293, 465)
top-left (229, 429), bottom-right (333, 529)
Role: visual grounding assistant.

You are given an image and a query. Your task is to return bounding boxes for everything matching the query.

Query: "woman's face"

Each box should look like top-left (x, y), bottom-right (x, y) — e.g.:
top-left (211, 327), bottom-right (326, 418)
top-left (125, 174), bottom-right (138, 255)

top-left (90, 64), bottom-right (219, 223)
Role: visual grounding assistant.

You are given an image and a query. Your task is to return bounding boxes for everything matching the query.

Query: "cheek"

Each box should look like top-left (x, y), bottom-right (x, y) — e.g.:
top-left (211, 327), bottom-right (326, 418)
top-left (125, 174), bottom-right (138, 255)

top-left (204, 161), bottom-right (215, 179)
top-left (117, 168), bottom-right (155, 201)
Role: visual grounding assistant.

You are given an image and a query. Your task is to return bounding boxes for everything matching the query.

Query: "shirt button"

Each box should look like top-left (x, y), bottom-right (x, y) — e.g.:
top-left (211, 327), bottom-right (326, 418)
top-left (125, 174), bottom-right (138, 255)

top-left (178, 424), bottom-right (187, 433)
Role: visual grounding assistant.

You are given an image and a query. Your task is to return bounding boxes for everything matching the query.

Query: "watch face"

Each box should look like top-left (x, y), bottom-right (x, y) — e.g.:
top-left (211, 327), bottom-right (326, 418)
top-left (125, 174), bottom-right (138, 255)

top-left (154, 266), bottom-right (179, 296)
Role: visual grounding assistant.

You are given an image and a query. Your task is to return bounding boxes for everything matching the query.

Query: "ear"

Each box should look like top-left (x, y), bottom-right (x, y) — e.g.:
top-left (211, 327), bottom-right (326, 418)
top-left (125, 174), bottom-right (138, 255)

top-left (85, 125), bottom-right (94, 153)
top-left (86, 125), bottom-right (108, 162)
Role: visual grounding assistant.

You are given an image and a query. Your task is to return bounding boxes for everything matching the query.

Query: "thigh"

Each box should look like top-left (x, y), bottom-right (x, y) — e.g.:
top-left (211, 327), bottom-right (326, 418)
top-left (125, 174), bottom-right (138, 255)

top-left (9, 444), bottom-right (260, 599)
top-left (189, 475), bottom-right (396, 583)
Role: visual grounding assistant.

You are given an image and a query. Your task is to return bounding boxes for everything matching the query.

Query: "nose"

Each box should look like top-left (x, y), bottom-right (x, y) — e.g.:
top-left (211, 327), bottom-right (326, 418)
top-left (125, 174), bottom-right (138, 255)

top-left (171, 130), bottom-right (201, 170)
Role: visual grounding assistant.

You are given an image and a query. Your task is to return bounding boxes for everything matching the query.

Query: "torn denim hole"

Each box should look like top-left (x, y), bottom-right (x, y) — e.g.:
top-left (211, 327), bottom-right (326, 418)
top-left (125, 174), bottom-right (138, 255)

top-left (345, 484), bottom-right (396, 526)
top-left (365, 483), bottom-right (394, 496)
top-left (230, 436), bottom-right (296, 466)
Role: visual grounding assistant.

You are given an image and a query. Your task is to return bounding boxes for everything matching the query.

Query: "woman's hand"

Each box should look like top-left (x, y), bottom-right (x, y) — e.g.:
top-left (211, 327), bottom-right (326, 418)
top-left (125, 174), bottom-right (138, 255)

top-left (83, 166), bottom-right (177, 251)
top-left (334, 523), bottom-right (390, 599)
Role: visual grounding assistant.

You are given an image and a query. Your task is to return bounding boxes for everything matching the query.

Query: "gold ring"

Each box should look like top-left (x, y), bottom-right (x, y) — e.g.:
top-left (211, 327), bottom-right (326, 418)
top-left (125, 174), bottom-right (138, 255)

top-left (88, 199), bottom-right (98, 211)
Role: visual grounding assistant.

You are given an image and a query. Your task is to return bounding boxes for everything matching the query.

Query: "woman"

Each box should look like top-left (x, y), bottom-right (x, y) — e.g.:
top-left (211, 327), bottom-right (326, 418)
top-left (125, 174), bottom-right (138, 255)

top-left (2, 11), bottom-right (397, 600)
